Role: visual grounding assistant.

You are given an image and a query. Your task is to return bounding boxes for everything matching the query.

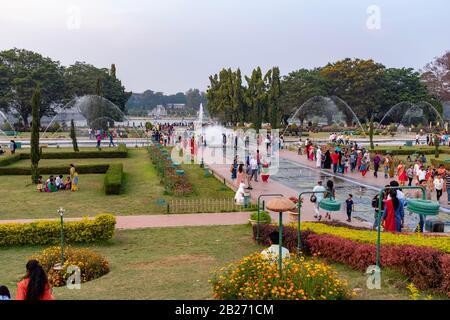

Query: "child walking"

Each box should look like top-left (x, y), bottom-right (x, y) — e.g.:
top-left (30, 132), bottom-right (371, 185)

top-left (345, 194), bottom-right (354, 222)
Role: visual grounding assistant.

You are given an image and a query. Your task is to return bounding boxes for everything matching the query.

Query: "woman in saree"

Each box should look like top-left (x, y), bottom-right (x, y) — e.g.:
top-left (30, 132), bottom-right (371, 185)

top-left (382, 189), bottom-right (404, 232)
top-left (397, 161), bottom-right (408, 186)
top-left (71, 171), bottom-right (79, 192)
top-left (323, 149), bottom-right (331, 169)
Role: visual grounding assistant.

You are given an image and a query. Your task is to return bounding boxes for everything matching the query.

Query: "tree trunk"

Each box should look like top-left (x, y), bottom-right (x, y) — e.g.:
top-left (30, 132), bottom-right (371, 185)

top-left (369, 117), bottom-right (375, 150)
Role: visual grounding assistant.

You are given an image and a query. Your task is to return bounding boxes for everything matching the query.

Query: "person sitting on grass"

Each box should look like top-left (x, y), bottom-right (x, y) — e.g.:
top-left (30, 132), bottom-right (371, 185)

top-left (36, 176), bottom-right (44, 192)
top-left (16, 260), bottom-right (54, 300)
top-left (64, 176), bottom-right (72, 190)
top-left (45, 176), bottom-right (58, 192)
top-left (261, 231), bottom-right (290, 262)
top-left (55, 175), bottom-right (64, 190)
top-left (0, 285), bottom-right (11, 300)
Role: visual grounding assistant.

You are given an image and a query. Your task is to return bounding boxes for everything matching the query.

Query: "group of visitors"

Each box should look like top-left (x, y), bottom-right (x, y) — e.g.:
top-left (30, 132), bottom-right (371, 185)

top-left (0, 260), bottom-right (54, 300)
top-left (233, 150), bottom-right (268, 204)
top-left (37, 164), bottom-right (79, 192)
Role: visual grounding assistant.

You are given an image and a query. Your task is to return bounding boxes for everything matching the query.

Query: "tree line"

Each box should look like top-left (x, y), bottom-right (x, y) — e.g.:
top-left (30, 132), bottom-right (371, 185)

top-left (206, 52), bottom-right (450, 129)
top-left (0, 48), bottom-right (131, 128)
top-left (126, 88), bottom-right (207, 116)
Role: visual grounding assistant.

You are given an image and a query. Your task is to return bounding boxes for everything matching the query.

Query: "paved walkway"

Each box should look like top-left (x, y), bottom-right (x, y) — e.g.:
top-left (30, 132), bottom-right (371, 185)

top-left (0, 212), bottom-right (255, 229)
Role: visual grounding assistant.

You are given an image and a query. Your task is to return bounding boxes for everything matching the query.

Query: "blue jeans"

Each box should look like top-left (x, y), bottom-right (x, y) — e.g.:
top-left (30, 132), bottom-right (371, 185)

top-left (447, 189), bottom-right (450, 202)
top-left (333, 164), bottom-right (338, 173)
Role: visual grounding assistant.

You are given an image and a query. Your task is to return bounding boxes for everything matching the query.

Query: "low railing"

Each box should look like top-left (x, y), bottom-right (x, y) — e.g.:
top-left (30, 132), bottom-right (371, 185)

top-left (167, 198), bottom-right (256, 214)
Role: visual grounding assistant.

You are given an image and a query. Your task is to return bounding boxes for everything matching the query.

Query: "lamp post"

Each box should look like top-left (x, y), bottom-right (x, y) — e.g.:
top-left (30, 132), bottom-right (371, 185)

top-left (265, 198), bottom-right (296, 275)
top-left (58, 207), bottom-right (65, 267)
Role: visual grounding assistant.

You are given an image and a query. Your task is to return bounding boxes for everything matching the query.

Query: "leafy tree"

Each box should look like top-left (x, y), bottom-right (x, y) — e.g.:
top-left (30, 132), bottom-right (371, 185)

top-left (245, 67), bottom-right (267, 131)
top-left (321, 58), bottom-right (386, 123)
top-left (64, 62), bottom-right (131, 112)
top-left (30, 86), bottom-right (41, 183)
top-left (279, 69), bottom-right (328, 125)
top-left (185, 88), bottom-right (207, 110)
top-left (70, 119), bottom-right (79, 152)
top-left (421, 51), bottom-right (450, 102)
top-left (265, 67), bottom-right (282, 128)
top-left (0, 48), bottom-right (65, 127)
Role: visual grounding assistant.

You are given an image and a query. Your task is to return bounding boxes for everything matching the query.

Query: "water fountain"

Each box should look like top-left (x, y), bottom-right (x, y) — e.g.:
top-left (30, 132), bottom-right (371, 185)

top-left (0, 110), bottom-right (16, 139)
top-left (378, 101), bottom-right (444, 130)
top-left (285, 96), bottom-right (366, 134)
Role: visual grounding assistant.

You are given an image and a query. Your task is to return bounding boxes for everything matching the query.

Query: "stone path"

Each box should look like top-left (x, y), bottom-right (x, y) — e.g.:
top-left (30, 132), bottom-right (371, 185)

top-left (0, 212), bottom-right (254, 230)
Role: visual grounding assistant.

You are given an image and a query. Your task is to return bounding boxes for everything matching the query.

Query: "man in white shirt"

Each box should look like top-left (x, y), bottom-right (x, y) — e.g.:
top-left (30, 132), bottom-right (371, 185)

top-left (417, 167), bottom-right (426, 182)
top-left (55, 175), bottom-right (63, 189)
top-left (261, 231), bottom-right (290, 262)
top-left (312, 181), bottom-right (327, 220)
top-left (249, 156), bottom-right (259, 182)
top-left (434, 175), bottom-right (444, 201)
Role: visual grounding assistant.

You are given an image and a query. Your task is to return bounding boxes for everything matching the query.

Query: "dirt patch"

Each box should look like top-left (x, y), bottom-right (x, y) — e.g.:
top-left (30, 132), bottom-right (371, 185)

top-left (129, 254), bottom-right (217, 270)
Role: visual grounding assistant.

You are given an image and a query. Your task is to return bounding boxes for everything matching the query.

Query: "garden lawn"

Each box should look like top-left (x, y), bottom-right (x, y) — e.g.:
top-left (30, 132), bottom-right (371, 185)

top-left (0, 224), bottom-right (444, 300)
top-left (0, 148), bottom-right (235, 219)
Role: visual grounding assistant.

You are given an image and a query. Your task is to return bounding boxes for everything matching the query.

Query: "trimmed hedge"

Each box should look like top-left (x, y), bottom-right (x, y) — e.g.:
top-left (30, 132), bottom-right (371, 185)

top-left (21, 146), bottom-right (128, 159)
top-left (0, 164), bottom-right (109, 175)
top-left (254, 224), bottom-right (450, 297)
top-left (0, 214), bottom-right (116, 246)
top-left (0, 153), bottom-right (21, 167)
top-left (104, 163), bottom-right (124, 195)
top-left (372, 147), bottom-right (450, 156)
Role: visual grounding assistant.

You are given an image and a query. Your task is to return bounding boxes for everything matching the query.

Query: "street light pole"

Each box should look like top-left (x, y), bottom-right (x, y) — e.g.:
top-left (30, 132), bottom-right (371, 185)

top-left (58, 207), bottom-right (65, 266)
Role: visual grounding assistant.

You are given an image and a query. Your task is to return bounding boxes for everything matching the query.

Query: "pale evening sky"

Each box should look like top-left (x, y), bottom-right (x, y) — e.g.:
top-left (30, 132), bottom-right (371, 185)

top-left (1, 0), bottom-right (449, 94)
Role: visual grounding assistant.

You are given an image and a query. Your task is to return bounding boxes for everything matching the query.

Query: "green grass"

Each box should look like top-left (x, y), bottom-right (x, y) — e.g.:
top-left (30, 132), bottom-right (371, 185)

top-left (0, 148), bottom-right (235, 219)
top-left (0, 224), bottom-right (444, 300)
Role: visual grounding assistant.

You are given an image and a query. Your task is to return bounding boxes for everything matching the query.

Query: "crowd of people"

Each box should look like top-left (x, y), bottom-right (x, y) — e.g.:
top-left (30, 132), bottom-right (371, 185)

top-left (37, 164), bottom-right (79, 193)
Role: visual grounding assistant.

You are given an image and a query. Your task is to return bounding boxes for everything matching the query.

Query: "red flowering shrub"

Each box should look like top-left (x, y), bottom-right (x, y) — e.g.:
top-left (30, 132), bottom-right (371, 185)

top-left (254, 224), bottom-right (450, 295)
top-left (440, 255), bottom-right (450, 297)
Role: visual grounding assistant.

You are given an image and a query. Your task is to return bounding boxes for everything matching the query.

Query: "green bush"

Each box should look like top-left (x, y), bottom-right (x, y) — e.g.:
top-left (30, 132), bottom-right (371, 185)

top-left (104, 163), bottom-right (124, 195)
top-left (373, 148), bottom-right (449, 156)
top-left (0, 164), bottom-right (110, 175)
top-left (0, 214), bottom-right (116, 246)
top-left (249, 211), bottom-right (271, 223)
top-left (31, 246), bottom-right (110, 287)
top-left (0, 153), bottom-right (22, 167)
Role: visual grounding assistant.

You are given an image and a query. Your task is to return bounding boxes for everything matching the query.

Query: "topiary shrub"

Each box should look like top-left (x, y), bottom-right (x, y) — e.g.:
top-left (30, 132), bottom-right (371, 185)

top-left (104, 163), bottom-right (124, 195)
top-left (0, 214), bottom-right (116, 246)
top-left (31, 246), bottom-right (110, 287)
top-left (0, 153), bottom-right (22, 167)
top-left (249, 211), bottom-right (271, 223)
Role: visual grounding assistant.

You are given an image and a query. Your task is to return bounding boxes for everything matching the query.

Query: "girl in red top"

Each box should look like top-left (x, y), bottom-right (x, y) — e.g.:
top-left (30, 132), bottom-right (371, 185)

top-left (16, 260), bottom-right (54, 300)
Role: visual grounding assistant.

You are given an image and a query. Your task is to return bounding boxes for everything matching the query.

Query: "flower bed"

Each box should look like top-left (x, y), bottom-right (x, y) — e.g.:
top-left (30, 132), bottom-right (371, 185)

top-left (147, 145), bottom-right (193, 196)
top-left (210, 253), bottom-right (349, 300)
top-left (293, 222), bottom-right (450, 253)
top-left (31, 246), bottom-right (109, 287)
top-left (254, 224), bottom-right (450, 296)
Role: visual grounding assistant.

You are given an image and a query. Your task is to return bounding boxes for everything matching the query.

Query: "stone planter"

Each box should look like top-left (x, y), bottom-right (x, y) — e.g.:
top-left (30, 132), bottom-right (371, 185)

top-left (288, 210), bottom-right (299, 223)
top-left (248, 219), bottom-right (269, 226)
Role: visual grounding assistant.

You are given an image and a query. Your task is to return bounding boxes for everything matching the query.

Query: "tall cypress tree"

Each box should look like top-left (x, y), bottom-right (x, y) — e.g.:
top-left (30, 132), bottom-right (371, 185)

top-left (70, 119), bottom-right (79, 152)
top-left (30, 86), bottom-right (41, 184)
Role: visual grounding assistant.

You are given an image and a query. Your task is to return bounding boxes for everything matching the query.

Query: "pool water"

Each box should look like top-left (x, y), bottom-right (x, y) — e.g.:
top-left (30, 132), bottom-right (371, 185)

top-left (271, 158), bottom-right (450, 233)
